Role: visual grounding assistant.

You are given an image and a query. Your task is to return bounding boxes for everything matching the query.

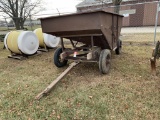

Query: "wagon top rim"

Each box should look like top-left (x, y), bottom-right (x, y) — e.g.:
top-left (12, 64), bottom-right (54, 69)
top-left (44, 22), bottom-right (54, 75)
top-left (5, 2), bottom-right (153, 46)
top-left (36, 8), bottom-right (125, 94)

top-left (39, 9), bottom-right (124, 20)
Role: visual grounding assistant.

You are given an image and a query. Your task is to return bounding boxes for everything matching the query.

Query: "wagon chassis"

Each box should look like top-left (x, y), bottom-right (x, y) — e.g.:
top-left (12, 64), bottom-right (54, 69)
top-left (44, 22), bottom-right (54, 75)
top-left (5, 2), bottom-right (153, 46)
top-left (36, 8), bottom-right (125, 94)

top-left (54, 31), bottom-right (118, 74)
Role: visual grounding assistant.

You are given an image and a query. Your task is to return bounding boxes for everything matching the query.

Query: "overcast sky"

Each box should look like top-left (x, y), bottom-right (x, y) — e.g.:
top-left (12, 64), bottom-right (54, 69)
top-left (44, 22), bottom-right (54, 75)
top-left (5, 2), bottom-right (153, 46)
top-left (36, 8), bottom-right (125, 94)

top-left (35, 0), bottom-right (82, 18)
top-left (43, 0), bottom-right (82, 9)
top-left (0, 0), bottom-right (82, 20)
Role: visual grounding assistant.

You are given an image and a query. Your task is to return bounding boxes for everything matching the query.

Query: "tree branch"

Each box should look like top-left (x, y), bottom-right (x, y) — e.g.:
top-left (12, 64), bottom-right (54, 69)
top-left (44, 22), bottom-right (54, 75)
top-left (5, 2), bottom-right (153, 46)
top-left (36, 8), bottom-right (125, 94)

top-left (0, 0), bottom-right (43, 29)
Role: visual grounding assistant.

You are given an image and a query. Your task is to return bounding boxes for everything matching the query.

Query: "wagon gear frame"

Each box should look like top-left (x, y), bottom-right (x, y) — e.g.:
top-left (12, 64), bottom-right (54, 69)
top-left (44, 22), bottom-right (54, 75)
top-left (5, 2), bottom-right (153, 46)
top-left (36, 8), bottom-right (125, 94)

top-left (40, 10), bottom-right (123, 71)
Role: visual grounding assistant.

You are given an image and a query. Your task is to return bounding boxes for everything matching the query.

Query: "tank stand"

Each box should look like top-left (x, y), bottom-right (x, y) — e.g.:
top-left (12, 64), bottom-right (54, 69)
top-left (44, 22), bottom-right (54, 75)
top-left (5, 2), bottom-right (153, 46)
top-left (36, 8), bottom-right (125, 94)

top-left (38, 44), bottom-right (49, 52)
top-left (38, 43), bottom-right (57, 52)
top-left (8, 51), bottom-right (41, 60)
top-left (38, 48), bottom-right (57, 52)
top-left (8, 52), bottom-right (28, 60)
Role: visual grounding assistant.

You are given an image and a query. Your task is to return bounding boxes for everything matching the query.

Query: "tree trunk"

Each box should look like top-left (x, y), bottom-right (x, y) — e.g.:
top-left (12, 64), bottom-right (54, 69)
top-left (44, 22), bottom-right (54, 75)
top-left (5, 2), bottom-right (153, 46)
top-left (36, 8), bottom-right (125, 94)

top-left (13, 18), bottom-right (21, 30)
top-left (112, 0), bottom-right (122, 14)
top-left (20, 19), bottom-right (25, 29)
top-left (114, 4), bottom-right (120, 14)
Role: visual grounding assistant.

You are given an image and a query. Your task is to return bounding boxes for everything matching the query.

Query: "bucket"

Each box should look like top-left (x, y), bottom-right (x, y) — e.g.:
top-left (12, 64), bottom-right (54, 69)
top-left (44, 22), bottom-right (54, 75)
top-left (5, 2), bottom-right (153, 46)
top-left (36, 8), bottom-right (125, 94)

top-left (34, 28), bottom-right (60, 48)
top-left (4, 31), bottom-right (39, 55)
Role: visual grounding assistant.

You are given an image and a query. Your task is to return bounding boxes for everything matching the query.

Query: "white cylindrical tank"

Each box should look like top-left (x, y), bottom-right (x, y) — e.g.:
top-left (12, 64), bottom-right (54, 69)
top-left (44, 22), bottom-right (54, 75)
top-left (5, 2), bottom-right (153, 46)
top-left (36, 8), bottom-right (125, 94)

top-left (34, 28), bottom-right (60, 48)
top-left (4, 31), bottom-right (39, 55)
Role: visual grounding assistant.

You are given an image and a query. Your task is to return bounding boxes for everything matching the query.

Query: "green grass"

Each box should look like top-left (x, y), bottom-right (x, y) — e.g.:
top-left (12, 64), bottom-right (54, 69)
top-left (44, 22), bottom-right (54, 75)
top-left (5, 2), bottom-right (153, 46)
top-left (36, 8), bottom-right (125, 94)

top-left (121, 33), bottom-right (160, 45)
top-left (0, 35), bottom-right (5, 42)
top-left (0, 27), bottom-right (15, 31)
top-left (0, 25), bottom-right (41, 31)
top-left (0, 34), bottom-right (160, 120)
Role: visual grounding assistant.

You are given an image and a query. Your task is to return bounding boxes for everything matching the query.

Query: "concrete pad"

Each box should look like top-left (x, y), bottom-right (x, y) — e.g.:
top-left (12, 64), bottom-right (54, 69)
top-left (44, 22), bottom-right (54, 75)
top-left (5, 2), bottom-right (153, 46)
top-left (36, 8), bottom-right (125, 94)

top-left (121, 26), bottom-right (160, 34)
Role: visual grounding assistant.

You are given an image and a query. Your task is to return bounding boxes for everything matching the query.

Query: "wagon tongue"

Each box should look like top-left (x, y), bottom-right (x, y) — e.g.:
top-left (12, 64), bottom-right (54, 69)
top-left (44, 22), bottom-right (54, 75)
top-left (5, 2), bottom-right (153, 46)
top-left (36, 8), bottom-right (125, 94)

top-left (35, 62), bottom-right (80, 100)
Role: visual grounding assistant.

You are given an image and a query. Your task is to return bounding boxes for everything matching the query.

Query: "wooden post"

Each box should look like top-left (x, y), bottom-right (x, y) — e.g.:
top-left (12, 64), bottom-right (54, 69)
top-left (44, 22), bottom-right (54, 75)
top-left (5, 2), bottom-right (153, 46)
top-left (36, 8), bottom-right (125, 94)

top-left (150, 57), bottom-right (156, 75)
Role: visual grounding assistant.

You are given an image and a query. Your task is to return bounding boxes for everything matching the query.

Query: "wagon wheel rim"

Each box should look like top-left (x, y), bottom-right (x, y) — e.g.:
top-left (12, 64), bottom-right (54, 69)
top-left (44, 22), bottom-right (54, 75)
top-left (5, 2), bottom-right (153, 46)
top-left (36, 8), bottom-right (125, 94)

top-left (59, 56), bottom-right (64, 62)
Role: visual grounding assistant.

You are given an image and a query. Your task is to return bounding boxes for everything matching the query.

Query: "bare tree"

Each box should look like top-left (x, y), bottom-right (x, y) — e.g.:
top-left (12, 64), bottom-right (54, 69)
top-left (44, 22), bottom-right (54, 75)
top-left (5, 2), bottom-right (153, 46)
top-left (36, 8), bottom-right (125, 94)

top-left (112, 0), bottom-right (123, 13)
top-left (95, 0), bottom-right (123, 13)
top-left (0, 0), bottom-right (43, 30)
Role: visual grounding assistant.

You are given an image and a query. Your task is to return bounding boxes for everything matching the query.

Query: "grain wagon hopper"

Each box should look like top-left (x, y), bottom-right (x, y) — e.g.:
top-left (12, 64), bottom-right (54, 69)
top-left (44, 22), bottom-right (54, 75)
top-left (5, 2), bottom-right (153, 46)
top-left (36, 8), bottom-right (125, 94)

top-left (36, 10), bottom-right (123, 99)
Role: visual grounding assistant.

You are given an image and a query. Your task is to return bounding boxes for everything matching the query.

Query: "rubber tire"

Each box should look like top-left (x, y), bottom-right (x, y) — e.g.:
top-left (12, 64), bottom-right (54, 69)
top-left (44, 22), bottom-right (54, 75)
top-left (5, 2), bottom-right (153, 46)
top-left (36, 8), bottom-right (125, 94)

top-left (99, 49), bottom-right (111, 74)
top-left (115, 39), bottom-right (122, 55)
top-left (54, 48), bottom-right (68, 68)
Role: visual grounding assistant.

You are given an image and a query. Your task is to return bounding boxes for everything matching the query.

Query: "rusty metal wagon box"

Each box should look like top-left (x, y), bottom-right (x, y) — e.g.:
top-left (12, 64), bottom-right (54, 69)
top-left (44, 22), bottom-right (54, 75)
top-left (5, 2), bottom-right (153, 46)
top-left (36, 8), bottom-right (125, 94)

top-left (40, 10), bottom-right (123, 50)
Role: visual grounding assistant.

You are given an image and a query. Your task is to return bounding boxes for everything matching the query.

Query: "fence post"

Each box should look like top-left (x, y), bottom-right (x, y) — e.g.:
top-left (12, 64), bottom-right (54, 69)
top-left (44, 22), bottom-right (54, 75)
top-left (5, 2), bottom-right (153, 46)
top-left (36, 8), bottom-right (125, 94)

top-left (154, 1), bottom-right (160, 44)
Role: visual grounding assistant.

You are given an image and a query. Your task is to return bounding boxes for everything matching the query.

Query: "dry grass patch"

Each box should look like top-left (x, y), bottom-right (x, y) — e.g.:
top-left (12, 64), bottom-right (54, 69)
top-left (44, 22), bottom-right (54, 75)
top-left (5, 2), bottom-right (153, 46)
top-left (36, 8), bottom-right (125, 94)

top-left (121, 33), bottom-right (160, 45)
top-left (0, 25), bottom-right (41, 32)
top-left (0, 33), bottom-right (160, 119)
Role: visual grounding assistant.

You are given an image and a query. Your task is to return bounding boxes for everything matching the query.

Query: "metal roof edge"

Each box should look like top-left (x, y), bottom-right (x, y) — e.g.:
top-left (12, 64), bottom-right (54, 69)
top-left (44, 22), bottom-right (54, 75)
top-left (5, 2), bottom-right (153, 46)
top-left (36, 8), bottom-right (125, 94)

top-left (40, 10), bottom-right (123, 20)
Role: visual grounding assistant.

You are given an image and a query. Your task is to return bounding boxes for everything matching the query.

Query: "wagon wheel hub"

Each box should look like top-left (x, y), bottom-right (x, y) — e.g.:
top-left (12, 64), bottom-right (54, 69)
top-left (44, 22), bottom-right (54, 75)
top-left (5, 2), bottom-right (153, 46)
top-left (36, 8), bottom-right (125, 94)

top-left (106, 55), bottom-right (111, 65)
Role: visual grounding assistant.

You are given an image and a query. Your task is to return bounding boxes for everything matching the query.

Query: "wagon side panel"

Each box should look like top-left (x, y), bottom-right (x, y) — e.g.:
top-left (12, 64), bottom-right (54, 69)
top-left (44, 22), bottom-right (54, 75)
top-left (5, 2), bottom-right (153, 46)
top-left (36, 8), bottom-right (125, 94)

top-left (117, 16), bottom-right (123, 41)
top-left (41, 13), bottom-right (102, 36)
top-left (99, 13), bottom-right (113, 50)
top-left (112, 15), bottom-right (122, 49)
top-left (100, 13), bottom-right (123, 50)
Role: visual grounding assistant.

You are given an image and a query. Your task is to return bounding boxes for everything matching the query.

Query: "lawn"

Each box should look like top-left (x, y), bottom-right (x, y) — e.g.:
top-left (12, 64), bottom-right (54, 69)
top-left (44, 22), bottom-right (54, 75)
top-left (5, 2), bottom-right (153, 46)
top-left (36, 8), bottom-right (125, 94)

top-left (0, 33), bottom-right (160, 120)
top-left (0, 25), bottom-right (41, 32)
